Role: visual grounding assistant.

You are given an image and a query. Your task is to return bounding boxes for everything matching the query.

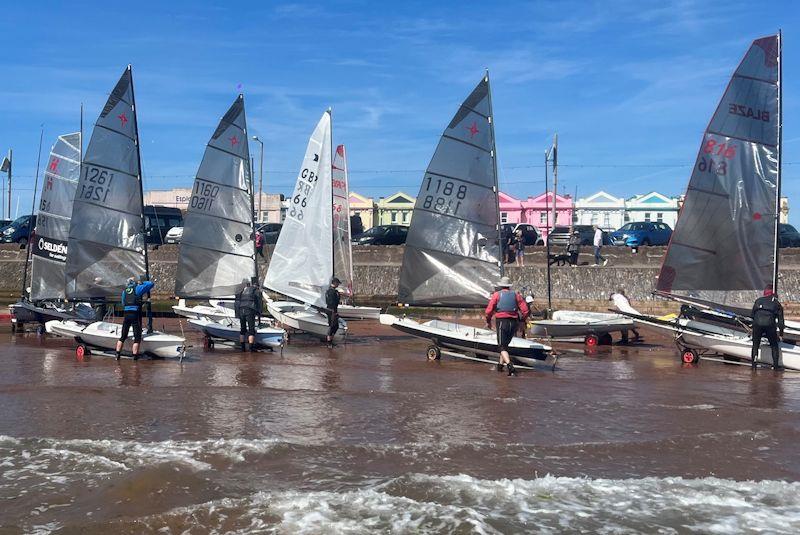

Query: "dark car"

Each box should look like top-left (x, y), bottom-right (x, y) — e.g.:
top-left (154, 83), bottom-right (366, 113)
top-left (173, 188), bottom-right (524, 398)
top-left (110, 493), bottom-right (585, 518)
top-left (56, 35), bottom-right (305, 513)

top-left (144, 206), bottom-right (183, 245)
top-left (549, 225), bottom-right (611, 247)
top-left (0, 219), bottom-right (12, 231)
top-left (611, 222), bottom-right (672, 247)
top-left (779, 223), bottom-right (800, 248)
top-left (1, 214), bottom-right (36, 246)
top-left (257, 222), bottom-right (283, 244)
top-left (500, 223), bottom-right (540, 246)
top-left (352, 225), bottom-right (408, 245)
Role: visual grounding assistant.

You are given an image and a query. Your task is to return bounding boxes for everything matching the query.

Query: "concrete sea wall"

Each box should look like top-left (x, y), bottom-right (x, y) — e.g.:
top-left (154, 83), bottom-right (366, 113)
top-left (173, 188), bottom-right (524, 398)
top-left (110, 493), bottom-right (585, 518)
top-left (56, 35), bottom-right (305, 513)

top-left (4, 244), bottom-right (800, 315)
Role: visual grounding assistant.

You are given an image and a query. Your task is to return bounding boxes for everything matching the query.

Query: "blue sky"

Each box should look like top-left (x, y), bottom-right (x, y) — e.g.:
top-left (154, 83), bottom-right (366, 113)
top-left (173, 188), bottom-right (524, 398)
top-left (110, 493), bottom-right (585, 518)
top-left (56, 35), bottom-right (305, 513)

top-left (0, 0), bottom-right (797, 221)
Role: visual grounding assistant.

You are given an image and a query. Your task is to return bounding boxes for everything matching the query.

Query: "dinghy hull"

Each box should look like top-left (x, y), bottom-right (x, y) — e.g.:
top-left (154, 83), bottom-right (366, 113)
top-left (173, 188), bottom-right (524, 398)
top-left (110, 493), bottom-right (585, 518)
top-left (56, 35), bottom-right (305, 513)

top-left (46, 320), bottom-right (186, 359)
top-left (188, 317), bottom-right (284, 348)
top-left (267, 300), bottom-right (346, 340)
top-left (530, 310), bottom-right (634, 338)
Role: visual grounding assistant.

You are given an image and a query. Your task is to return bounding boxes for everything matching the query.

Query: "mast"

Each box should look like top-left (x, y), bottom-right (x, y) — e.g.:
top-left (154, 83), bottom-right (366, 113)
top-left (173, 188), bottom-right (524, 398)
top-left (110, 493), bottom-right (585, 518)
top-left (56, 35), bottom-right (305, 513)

top-left (247, 95), bottom-right (258, 283)
top-left (329, 107), bottom-right (335, 282)
top-left (544, 146), bottom-right (552, 310)
top-left (127, 65), bottom-right (152, 333)
top-left (21, 127), bottom-right (44, 301)
top-left (773, 29), bottom-right (783, 293)
top-left (551, 134), bottom-right (558, 230)
top-left (485, 70), bottom-right (503, 278)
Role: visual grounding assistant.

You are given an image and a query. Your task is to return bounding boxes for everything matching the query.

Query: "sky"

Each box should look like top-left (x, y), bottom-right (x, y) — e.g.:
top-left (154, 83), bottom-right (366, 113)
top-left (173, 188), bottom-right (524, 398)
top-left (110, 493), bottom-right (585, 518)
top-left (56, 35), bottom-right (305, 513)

top-left (0, 0), bottom-right (798, 221)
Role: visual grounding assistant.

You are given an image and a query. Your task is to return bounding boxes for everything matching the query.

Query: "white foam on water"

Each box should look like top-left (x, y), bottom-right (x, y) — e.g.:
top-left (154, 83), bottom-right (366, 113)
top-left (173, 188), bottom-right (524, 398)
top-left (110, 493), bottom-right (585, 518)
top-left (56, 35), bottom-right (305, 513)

top-left (122, 473), bottom-right (800, 534)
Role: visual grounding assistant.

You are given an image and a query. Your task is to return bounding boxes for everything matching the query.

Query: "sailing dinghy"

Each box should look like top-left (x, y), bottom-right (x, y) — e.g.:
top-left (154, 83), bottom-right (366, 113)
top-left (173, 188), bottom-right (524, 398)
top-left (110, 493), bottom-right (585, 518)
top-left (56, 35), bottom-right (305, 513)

top-left (332, 144), bottom-right (381, 320)
top-left (263, 110), bottom-right (347, 339)
top-left (625, 34), bottom-right (800, 369)
top-left (174, 95), bottom-right (284, 350)
top-left (11, 132), bottom-right (95, 332)
top-left (172, 299), bottom-right (236, 321)
top-left (379, 73), bottom-right (552, 366)
top-left (46, 66), bottom-right (185, 359)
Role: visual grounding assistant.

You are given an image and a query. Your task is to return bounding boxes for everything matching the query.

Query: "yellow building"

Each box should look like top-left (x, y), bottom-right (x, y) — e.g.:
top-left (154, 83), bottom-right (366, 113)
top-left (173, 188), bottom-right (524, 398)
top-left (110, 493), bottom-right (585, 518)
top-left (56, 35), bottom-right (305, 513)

top-left (348, 191), bottom-right (375, 230)
top-left (376, 191), bottom-right (415, 226)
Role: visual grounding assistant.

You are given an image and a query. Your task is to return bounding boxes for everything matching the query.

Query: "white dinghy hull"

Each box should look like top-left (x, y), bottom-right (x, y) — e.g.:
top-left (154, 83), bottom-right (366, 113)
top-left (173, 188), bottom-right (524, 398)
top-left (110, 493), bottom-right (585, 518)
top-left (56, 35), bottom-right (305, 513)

top-left (188, 317), bottom-right (284, 348)
top-left (530, 310), bottom-right (634, 339)
top-left (267, 300), bottom-right (347, 341)
top-left (380, 314), bottom-right (551, 367)
top-left (337, 304), bottom-right (381, 320)
top-left (172, 301), bottom-right (236, 322)
top-left (46, 320), bottom-right (186, 359)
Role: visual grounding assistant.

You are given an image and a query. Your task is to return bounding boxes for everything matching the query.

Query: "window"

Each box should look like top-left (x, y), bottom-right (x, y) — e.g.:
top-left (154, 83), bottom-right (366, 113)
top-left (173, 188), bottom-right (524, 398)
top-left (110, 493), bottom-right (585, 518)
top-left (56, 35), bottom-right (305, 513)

top-left (572, 212), bottom-right (578, 223)
top-left (591, 213), bottom-right (598, 225)
top-left (644, 212), bottom-right (651, 222)
top-left (539, 212), bottom-right (547, 225)
top-left (500, 212), bottom-right (508, 223)
top-left (402, 211), bottom-right (409, 223)
top-left (624, 213), bottom-right (630, 223)
top-left (603, 213), bottom-right (610, 227)
top-left (390, 211), bottom-right (397, 223)
top-left (656, 212), bottom-right (663, 223)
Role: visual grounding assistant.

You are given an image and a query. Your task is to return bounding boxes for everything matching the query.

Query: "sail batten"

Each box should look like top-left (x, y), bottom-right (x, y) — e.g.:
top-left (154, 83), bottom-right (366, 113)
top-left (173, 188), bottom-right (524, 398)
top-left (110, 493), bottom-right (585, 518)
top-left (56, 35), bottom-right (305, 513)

top-left (264, 111), bottom-right (333, 308)
top-left (65, 67), bottom-right (146, 300)
top-left (30, 132), bottom-right (81, 301)
top-left (398, 75), bottom-right (502, 306)
top-left (657, 34), bottom-right (781, 307)
top-left (175, 95), bottom-right (255, 299)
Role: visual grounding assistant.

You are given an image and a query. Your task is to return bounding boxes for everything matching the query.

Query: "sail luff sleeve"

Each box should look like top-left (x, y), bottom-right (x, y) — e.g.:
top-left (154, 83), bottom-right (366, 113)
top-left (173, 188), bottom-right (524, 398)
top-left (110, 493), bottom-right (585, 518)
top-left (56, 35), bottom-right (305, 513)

top-left (397, 76), bottom-right (501, 306)
top-left (656, 35), bottom-right (780, 307)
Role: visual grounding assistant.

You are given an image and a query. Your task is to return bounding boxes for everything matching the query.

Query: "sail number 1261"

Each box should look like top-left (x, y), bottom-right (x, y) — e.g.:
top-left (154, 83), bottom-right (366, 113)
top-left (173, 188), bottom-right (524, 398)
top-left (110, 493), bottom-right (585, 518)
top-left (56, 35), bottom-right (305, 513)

top-left (78, 166), bottom-right (114, 203)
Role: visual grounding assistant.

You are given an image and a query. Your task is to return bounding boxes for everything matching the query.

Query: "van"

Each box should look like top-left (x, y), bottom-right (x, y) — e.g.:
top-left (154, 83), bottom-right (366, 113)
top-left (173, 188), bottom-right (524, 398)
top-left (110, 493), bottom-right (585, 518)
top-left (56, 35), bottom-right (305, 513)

top-left (1, 214), bottom-right (36, 246)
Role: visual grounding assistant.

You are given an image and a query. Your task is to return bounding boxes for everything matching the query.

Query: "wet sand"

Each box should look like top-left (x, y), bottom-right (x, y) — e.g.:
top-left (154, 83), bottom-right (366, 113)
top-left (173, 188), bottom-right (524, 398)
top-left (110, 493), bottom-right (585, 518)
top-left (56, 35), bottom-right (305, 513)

top-left (2, 320), bottom-right (800, 532)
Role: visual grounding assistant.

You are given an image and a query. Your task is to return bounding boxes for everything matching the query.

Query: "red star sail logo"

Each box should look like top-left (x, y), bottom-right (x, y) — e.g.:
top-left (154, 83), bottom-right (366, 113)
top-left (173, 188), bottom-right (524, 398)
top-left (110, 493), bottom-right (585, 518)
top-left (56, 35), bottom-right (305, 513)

top-left (46, 176), bottom-right (53, 190)
top-left (230, 135), bottom-right (239, 147)
top-left (48, 158), bottom-right (59, 172)
top-left (466, 121), bottom-right (479, 138)
top-left (118, 112), bottom-right (128, 127)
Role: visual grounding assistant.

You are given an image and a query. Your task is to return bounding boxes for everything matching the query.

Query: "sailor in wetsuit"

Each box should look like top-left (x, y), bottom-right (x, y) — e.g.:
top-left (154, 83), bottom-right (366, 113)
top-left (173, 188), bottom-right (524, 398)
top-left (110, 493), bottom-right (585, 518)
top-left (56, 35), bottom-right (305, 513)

top-left (325, 277), bottom-right (341, 348)
top-left (115, 276), bottom-right (154, 361)
top-left (485, 276), bottom-right (529, 376)
top-left (235, 278), bottom-right (261, 352)
top-left (751, 288), bottom-right (785, 369)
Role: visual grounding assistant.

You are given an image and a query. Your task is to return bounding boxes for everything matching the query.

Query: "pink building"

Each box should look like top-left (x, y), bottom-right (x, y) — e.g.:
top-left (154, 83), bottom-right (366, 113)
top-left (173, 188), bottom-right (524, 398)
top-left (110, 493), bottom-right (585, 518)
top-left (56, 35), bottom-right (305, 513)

top-left (498, 191), bottom-right (573, 241)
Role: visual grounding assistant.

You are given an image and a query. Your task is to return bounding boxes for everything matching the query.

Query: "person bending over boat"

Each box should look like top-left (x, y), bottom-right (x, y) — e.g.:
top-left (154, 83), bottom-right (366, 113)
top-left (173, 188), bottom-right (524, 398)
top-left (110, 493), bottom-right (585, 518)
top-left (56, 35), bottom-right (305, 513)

top-left (325, 277), bottom-right (341, 348)
top-left (115, 276), bottom-right (154, 361)
top-left (485, 276), bottom-right (528, 376)
top-left (235, 278), bottom-right (261, 352)
top-left (751, 289), bottom-right (785, 370)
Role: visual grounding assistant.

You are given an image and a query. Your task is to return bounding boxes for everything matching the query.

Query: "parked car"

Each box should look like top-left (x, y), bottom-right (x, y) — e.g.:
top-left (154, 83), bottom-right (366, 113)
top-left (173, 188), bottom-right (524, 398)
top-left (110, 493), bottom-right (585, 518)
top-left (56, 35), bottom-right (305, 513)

top-left (144, 205), bottom-right (183, 245)
top-left (352, 225), bottom-right (409, 245)
top-left (164, 226), bottom-right (183, 244)
top-left (500, 223), bottom-right (541, 246)
top-left (549, 225), bottom-right (612, 247)
top-left (257, 222), bottom-right (283, 244)
top-left (611, 222), bottom-right (672, 247)
top-left (779, 223), bottom-right (800, 248)
top-left (0, 219), bottom-right (12, 231)
top-left (0, 214), bottom-right (36, 246)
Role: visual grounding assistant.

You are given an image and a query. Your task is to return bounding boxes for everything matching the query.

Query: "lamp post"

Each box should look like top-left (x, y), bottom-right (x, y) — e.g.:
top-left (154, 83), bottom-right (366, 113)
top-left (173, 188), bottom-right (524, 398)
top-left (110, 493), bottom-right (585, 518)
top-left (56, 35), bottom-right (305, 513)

top-left (252, 136), bottom-right (264, 222)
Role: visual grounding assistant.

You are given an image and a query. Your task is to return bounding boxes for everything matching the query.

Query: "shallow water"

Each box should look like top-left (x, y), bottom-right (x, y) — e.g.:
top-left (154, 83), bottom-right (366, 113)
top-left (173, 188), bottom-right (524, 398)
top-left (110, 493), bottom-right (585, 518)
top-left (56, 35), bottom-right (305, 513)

top-left (2, 322), bottom-right (800, 533)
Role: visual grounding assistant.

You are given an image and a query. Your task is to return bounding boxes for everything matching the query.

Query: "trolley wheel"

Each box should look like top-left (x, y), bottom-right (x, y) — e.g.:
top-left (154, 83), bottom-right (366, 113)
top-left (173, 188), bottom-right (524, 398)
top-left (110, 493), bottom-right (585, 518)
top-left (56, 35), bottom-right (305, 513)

top-left (599, 333), bottom-right (613, 346)
top-left (585, 334), bottom-right (600, 347)
top-left (426, 345), bottom-right (442, 361)
top-left (203, 336), bottom-right (214, 350)
top-left (76, 344), bottom-right (90, 359)
top-left (10, 322), bottom-right (16, 334)
top-left (681, 348), bottom-right (699, 364)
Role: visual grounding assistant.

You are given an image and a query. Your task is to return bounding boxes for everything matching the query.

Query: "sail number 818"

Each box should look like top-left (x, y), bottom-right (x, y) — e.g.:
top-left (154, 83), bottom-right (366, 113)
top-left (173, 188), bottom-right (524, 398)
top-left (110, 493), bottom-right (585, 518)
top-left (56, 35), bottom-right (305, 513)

top-left (422, 176), bottom-right (468, 215)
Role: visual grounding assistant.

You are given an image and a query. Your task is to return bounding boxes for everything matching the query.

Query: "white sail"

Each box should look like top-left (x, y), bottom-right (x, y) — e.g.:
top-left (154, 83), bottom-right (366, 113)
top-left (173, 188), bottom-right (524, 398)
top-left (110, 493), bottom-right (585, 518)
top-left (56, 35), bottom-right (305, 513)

top-left (332, 144), bottom-right (354, 294)
top-left (264, 110), bottom-right (332, 308)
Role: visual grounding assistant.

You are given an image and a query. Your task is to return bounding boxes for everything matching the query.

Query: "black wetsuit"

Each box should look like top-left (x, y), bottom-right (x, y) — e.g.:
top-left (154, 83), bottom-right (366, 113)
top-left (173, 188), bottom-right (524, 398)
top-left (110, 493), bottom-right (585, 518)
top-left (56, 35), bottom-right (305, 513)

top-left (325, 287), bottom-right (340, 337)
top-left (751, 294), bottom-right (784, 368)
top-left (236, 285), bottom-right (260, 336)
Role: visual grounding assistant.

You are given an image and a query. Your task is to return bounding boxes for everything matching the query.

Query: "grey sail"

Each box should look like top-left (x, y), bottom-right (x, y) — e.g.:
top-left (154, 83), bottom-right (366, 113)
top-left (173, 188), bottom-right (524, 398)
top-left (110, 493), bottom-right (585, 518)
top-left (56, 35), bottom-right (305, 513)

top-left (397, 75), bottom-right (501, 306)
top-left (175, 95), bottom-right (254, 298)
top-left (65, 67), bottom-right (146, 300)
top-left (30, 132), bottom-right (81, 301)
top-left (657, 35), bottom-right (781, 307)
top-left (332, 144), bottom-right (354, 294)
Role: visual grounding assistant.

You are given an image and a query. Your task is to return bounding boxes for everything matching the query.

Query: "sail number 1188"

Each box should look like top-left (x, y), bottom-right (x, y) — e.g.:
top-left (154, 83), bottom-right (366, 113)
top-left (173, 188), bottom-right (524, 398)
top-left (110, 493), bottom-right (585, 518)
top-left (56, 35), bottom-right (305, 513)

top-left (422, 176), bottom-right (468, 216)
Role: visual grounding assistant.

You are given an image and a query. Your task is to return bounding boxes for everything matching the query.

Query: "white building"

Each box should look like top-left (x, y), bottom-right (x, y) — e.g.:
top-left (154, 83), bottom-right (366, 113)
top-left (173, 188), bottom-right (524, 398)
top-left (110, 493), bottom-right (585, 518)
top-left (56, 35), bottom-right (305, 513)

top-left (573, 191), bottom-right (626, 232)
top-left (624, 191), bottom-right (680, 228)
top-left (143, 189), bottom-right (285, 223)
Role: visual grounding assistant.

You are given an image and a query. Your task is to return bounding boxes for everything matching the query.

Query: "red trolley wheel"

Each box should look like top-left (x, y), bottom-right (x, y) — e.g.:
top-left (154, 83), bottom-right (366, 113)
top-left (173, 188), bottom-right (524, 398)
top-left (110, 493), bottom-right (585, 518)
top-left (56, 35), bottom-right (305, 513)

top-left (585, 334), bottom-right (599, 347)
top-left (681, 349), bottom-right (699, 364)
